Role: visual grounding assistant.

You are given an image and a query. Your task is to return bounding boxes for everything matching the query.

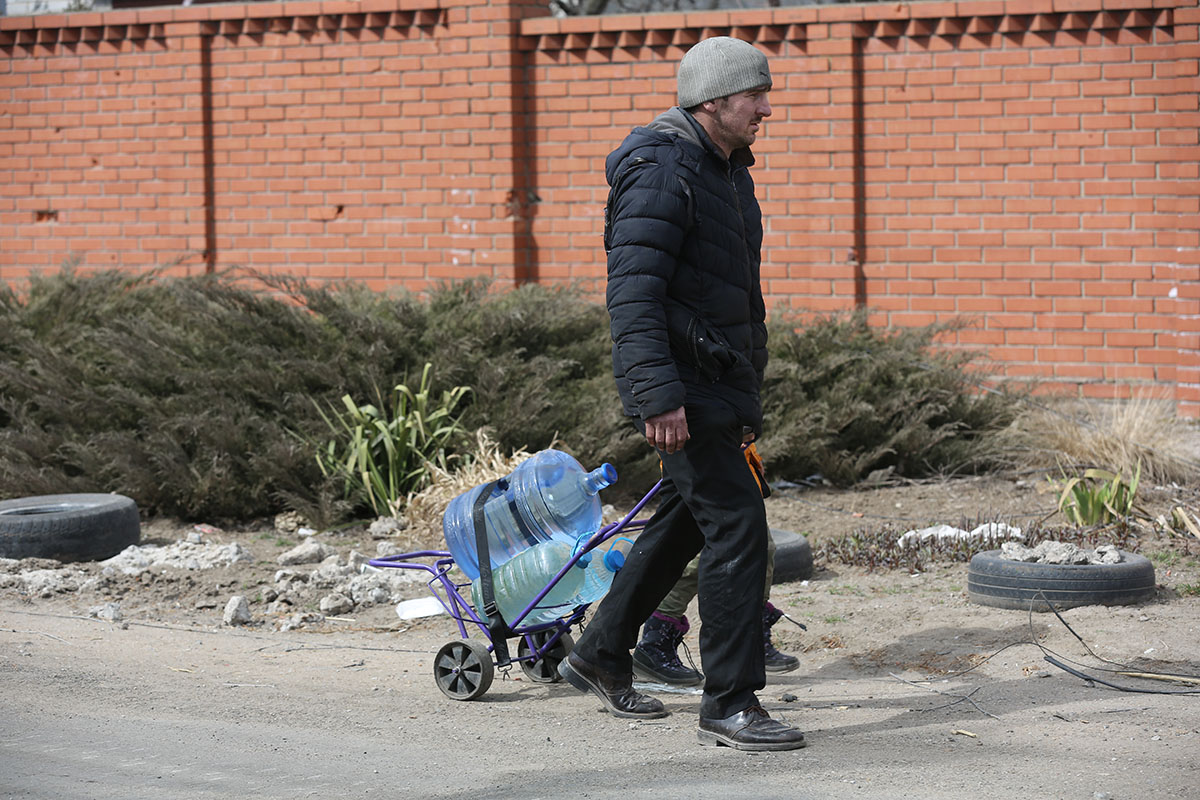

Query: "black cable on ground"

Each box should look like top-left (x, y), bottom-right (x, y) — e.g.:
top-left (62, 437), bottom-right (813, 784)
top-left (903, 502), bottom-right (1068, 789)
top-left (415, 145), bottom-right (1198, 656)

top-left (1026, 591), bottom-right (1200, 694)
top-left (908, 592), bottom-right (1200, 696)
top-left (1042, 655), bottom-right (1200, 695)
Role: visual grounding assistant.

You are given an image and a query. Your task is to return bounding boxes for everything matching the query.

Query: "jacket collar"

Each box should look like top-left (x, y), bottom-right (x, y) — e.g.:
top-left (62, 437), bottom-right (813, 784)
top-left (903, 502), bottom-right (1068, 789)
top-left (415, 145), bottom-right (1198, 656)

top-left (646, 107), bottom-right (756, 169)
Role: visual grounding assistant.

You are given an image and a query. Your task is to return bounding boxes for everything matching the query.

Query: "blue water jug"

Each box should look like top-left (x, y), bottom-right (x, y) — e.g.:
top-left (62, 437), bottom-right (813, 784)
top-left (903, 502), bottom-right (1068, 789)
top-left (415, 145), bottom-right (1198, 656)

top-left (469, 539), bottom-right (586, 625)
top-left (567, 535), bottom-right (633, 607)
top-left (442, 449), bottom-right (617, 581)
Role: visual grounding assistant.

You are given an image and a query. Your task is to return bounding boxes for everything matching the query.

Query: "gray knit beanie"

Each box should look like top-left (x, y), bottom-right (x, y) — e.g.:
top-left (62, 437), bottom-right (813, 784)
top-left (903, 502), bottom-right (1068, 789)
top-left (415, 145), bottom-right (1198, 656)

top-left (677, 37), bottom-right (772, 109)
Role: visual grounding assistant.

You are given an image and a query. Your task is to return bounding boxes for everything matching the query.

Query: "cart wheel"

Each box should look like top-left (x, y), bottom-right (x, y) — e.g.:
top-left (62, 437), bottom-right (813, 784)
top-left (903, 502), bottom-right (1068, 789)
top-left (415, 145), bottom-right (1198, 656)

top-left (433, 639), bottom-right (494, 701)
top-left (518, 631), bottom-right (574, 684)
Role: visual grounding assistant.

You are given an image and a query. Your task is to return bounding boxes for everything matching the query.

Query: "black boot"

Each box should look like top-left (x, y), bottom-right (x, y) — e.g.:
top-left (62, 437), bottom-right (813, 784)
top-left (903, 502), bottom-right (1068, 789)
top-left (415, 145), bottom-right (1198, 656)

top-left (763, 602), bottom-right (800, 674)
top-left (558, 652), bottom-right (668, 719)
top-left (698, 704), bottom-right (807, 751)
top-left (632, 612), bottom-right (704, 686)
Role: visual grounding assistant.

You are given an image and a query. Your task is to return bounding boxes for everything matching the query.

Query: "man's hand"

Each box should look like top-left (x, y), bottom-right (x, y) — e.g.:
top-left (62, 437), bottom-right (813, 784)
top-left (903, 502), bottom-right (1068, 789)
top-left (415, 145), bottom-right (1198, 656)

top-left (644, 407), bottom-right (689, 454)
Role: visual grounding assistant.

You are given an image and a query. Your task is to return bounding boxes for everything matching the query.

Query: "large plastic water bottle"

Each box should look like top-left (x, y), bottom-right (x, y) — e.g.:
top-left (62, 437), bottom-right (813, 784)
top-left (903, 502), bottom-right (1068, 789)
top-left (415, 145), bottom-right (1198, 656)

top-left (567, 535), bottom-right (633, 607)
top-left (442, 449), bottom-right (617, 581)
top-left (469, 539), bottom-right (586, 625)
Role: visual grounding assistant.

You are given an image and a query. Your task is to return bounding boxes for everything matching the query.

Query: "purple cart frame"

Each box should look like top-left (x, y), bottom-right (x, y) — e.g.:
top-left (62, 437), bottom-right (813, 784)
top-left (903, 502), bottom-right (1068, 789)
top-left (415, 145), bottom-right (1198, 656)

top-left (367, 479), bottom-right (662, 700)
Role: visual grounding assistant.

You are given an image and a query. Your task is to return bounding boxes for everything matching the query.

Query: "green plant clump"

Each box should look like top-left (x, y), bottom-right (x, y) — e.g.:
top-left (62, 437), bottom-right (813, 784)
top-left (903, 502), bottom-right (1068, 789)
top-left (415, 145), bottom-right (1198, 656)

top-left (1050, 463), bottom-right (1142, 526)
top-left (312, 364), bottom-right (471, 518)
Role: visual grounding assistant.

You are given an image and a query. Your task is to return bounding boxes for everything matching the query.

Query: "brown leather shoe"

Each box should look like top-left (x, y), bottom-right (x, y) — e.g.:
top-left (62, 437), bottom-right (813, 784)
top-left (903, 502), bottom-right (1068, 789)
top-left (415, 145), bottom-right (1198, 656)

top-left (697, 705), bottom-right (807, 751)
top-left (558, 652), bottom-right (669, 719)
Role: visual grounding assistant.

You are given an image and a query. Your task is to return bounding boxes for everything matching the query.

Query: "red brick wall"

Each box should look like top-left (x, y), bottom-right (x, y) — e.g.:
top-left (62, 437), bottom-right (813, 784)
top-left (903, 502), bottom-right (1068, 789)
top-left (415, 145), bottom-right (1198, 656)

top-left (2, 0), bottom-right (1197, 416)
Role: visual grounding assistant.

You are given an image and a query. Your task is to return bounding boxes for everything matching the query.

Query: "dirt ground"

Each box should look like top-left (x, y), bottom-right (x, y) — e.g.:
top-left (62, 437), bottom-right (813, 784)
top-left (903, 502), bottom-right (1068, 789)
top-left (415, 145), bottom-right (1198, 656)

top-left (2, 474), bottom-right (1200, 799)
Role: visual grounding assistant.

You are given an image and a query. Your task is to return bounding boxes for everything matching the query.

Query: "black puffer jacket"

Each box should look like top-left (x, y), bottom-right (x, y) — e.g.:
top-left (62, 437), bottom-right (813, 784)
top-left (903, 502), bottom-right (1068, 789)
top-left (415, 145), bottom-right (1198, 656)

top-left (604, 107), bottom-right (768, 434)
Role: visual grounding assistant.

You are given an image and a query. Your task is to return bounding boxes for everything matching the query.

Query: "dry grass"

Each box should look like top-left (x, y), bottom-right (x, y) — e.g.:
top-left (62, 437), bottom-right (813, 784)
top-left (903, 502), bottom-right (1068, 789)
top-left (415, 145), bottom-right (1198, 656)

top-left (395, 430), bottom-right (537, 553)
top-left (1004, 397), bottom-right (1200, 485)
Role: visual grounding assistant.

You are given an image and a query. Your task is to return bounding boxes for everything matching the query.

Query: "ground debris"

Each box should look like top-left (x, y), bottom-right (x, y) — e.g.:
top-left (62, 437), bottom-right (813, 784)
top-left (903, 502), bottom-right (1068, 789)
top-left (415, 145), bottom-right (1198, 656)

top-left (88, 602), bottom-right (122, 622)
top-left (277, 539), bottom-right (335, 566)
top-left (897, 522), bottom-right (1024, 549)
top-left (1000, 541), bottom-right (1123, 565)
top-left (103, 541), bottom-right (253, 575)
top-left (223, 595), bottom-right (252, 626)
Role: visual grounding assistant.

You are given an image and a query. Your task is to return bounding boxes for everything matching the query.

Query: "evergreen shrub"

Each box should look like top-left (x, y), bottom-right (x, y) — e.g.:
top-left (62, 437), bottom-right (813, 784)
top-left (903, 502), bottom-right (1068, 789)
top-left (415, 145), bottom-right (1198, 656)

top-left (0, 271), bottom-right (1020, 524)
top-left (761, 312), bottom-right (1021, 487)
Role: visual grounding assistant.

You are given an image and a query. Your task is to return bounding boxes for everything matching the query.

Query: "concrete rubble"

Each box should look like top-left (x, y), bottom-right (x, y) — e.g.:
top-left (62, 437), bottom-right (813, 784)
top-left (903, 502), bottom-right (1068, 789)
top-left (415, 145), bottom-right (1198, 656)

top-left (0, 565), bottom-right (95, 597)
top-left (88, 601), bottom-right (123, 622)
top-left (0, 524), bottom-right (425, 629)
top-left (999, 540), bottom-right (1124, 564)
top-left (104, 540), bottom-right (254, 575)
top-left (367, 516), bottom-right (407, 539)
top-left (272, 510), bottom-right (312, 536)
top-left (223, 595), bottom-right (252, 626)
top-left (276, 539), bottom-right (335, 566)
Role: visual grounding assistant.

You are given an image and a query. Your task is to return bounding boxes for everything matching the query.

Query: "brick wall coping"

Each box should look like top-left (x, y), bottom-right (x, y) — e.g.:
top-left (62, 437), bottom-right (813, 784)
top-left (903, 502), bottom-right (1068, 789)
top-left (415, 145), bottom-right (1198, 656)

top-left (523, 4), bottom-right (1183, 51)
top-left (0, 0), bottom-right (448, 40)
top-left (1, 0), bottom-right (1192, 45)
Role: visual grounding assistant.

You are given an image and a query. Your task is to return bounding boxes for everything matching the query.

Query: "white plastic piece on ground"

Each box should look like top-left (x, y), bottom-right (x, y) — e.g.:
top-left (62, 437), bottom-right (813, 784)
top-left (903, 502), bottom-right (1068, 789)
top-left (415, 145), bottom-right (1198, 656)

top-left (971, 522), bottom-right (1025, 542)
top-left (632, 681), bottom-right (703, 695)
top-left (396, 596), bottom-right (446, 620)
top-left (896, 522), bottom-right (1024, 549)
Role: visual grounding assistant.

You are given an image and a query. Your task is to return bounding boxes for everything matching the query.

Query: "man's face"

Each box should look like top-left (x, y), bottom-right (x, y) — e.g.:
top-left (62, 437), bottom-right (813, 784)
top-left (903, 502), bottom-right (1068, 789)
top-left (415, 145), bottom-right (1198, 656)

top-left (705, 86), bottom-right (772, 155)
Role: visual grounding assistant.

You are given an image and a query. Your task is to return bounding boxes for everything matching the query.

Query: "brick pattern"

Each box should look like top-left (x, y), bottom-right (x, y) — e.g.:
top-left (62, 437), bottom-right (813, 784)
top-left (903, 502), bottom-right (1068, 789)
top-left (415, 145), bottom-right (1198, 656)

top-left (2, 0), bottom-right (1197, 415)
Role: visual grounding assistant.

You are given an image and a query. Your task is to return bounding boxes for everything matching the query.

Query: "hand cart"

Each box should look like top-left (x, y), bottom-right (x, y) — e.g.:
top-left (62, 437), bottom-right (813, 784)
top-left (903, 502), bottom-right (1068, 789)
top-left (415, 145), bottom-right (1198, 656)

top-left (368, 479), bottom-right (662, 701)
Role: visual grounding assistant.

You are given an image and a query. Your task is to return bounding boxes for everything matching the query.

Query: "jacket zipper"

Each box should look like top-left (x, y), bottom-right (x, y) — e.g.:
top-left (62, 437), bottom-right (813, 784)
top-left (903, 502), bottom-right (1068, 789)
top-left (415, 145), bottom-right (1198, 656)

top-left (728, 165), bottom-right (753, 285)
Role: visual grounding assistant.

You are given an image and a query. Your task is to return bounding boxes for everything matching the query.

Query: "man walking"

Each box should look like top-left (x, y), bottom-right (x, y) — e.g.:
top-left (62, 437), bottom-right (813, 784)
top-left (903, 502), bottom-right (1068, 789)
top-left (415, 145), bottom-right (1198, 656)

top-left (558, 36), bottom-right (807, 752)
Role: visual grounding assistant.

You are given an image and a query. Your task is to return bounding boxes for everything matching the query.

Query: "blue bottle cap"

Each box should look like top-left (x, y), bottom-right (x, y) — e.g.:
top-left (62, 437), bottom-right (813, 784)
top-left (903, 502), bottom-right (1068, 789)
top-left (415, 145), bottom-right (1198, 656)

top-left (603, 548), bottom-right (626, 572)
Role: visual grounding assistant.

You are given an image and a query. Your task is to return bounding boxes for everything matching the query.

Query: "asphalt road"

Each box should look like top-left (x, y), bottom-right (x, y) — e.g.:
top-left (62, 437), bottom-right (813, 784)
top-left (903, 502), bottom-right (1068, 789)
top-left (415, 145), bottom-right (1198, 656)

top-left (3, 605), bottom-right (1197, 800)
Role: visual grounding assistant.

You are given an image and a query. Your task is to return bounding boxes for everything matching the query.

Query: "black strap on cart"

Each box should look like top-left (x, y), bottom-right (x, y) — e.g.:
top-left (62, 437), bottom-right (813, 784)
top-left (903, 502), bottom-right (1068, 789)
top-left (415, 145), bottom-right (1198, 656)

top-left (472, 480), bottom-right (513, 667)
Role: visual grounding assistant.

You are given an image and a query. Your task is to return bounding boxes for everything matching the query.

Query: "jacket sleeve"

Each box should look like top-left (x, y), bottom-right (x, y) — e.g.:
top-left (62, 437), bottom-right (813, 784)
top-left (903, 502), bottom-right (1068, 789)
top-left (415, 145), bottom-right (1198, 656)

top-left (605, 161), bottom-right (691, 421)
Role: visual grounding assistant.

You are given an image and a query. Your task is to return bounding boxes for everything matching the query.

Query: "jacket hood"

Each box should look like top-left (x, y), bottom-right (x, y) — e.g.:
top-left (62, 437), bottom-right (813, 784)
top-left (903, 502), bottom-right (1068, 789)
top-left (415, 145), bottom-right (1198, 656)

top-left (605, 107), bottom-right (754, 185)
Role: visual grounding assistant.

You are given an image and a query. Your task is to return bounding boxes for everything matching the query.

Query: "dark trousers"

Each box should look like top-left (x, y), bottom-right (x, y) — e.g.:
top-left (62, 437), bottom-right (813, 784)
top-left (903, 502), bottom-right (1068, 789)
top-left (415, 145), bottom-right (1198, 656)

top-left (573, 404), bottom-right (768, 720)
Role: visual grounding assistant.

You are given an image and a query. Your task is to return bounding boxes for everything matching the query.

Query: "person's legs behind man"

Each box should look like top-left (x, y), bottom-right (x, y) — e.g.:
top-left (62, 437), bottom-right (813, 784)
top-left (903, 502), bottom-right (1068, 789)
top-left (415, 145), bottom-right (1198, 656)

top-left (634, 489), bottom-right (799, 685)
top-left (558, 477), bottom-right (704, 718)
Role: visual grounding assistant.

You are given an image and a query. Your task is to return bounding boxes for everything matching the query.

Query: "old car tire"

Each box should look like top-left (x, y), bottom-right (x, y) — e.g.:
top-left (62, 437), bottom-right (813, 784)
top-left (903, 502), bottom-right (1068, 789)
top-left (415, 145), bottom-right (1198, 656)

top-left (0, 493), bottom-right (141, 562)
top-left (771, 528), bottom-right (813, 584)
top-left (967, 549), bottom-right (1156, 611)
